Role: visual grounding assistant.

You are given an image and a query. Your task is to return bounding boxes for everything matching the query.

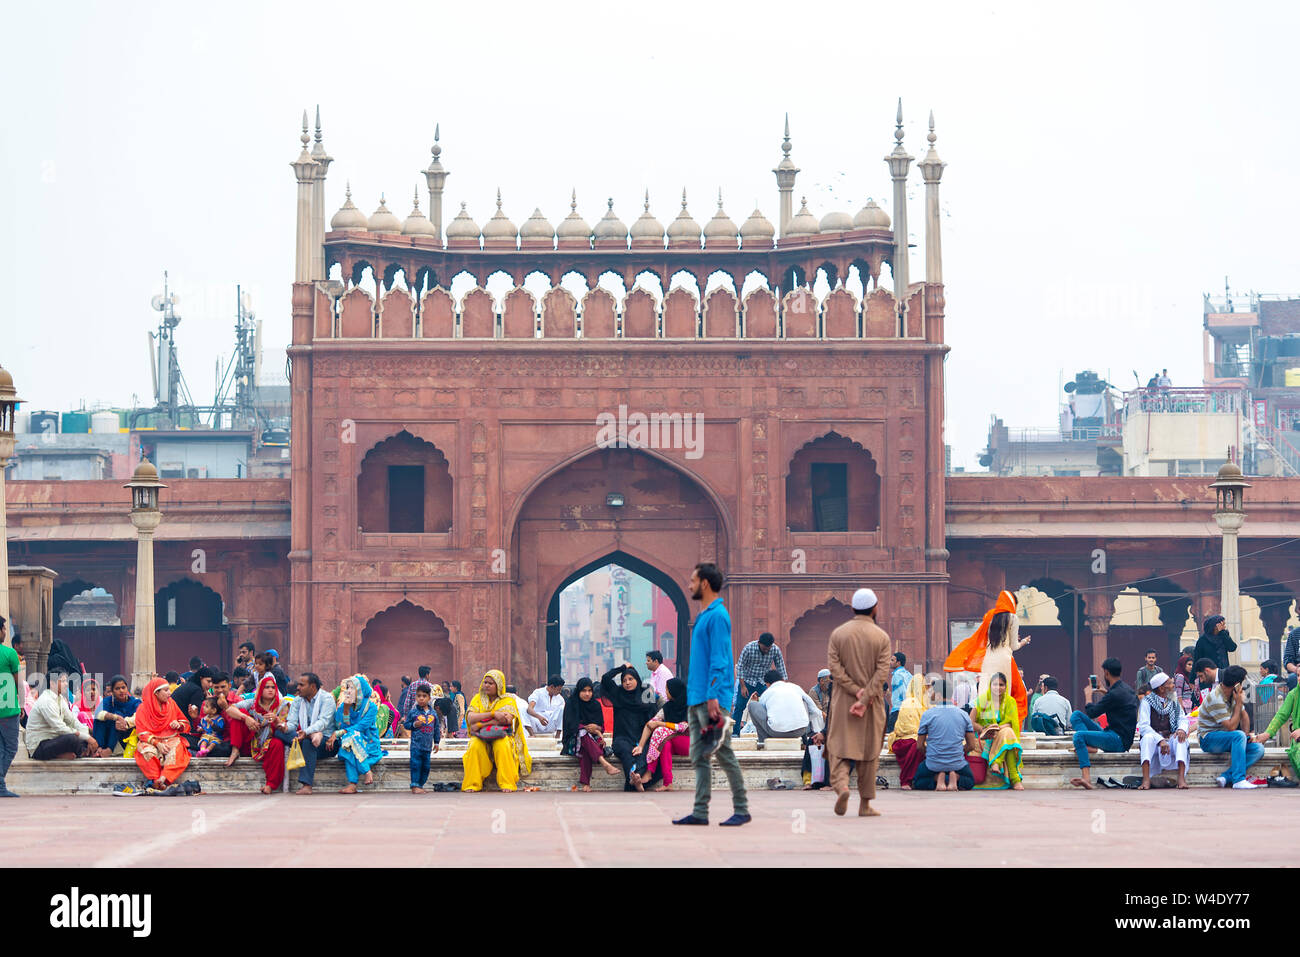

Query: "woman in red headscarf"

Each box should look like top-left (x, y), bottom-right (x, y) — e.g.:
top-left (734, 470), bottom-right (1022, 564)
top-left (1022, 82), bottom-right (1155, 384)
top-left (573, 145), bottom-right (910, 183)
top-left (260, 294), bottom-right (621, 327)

top-left (134, 676), bottom-right (192, 790)
top-left (944, 590), bottom-right (1031, 729)
top-left (249, 674), bottom-right (287, 794)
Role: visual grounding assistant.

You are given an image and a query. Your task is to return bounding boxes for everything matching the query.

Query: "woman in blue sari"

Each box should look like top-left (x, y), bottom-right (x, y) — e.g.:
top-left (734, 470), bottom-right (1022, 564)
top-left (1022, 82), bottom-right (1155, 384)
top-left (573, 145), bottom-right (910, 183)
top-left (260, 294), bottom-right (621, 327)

top-left (329, 674), bottom-right (385, 793)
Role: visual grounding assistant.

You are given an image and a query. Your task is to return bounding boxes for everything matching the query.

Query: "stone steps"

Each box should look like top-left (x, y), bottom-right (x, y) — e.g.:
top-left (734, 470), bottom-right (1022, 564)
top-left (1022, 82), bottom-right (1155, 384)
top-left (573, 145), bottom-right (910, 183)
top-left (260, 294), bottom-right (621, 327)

top-left (7, 746), bottom-right (1295, 795)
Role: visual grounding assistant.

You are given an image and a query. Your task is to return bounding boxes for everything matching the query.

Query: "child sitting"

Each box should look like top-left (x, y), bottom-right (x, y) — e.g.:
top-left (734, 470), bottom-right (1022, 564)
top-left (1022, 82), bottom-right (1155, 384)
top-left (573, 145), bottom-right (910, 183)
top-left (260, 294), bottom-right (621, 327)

top-left (195, 697), bottom-right (227, 756)
top-left (403, 685), bottom-right (441, 793)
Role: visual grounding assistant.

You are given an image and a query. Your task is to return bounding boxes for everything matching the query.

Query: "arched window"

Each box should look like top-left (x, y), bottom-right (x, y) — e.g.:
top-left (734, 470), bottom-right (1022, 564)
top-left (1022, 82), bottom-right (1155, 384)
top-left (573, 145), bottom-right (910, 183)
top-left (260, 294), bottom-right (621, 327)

top-left (785, 433), bottom-right (880, 532)
top-left (357, 431), bottom-right (453, 533)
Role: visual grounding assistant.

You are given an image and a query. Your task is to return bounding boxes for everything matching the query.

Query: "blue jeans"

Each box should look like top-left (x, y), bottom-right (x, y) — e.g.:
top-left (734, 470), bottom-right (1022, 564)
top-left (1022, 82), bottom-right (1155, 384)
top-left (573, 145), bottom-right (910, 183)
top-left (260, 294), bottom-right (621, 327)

top-left (410, 748), bottom-right (432, 788)
top-left (1198, 730), bottom-right (1265, 784)
top-left (1070, 711), bottom-right (1126, 768)
top-left (731, 683), bottom-right (761, 733)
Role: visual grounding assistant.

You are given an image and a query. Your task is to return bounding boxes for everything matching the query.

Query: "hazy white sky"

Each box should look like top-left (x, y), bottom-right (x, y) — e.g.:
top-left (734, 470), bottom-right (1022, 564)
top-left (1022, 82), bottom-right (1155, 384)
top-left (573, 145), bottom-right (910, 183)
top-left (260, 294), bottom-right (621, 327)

top-left (3, 1), bottom-right (1298, 469)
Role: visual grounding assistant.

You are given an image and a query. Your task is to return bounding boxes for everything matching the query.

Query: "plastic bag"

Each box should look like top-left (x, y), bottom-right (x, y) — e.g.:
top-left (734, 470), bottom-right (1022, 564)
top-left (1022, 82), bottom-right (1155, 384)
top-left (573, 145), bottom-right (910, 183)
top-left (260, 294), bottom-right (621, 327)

top-left (121, 730), bottom-right (138, 759)
top-left (286, 737), bottom-right (305, 771)
top-left (807, 744), bottom-right (827, 785)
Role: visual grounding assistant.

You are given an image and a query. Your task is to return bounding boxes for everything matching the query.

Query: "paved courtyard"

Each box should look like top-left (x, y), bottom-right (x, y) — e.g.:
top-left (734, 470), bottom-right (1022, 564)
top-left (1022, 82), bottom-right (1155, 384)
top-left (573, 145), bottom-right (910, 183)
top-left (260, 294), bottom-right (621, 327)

top-left (7, 787), bottom-right (1298, 868)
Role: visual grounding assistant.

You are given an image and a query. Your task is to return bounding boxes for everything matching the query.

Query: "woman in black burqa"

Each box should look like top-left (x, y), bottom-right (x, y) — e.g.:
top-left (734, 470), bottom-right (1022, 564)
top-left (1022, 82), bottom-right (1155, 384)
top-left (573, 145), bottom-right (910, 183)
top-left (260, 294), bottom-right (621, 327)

top-left (600, 663), bottom-right (659, 792)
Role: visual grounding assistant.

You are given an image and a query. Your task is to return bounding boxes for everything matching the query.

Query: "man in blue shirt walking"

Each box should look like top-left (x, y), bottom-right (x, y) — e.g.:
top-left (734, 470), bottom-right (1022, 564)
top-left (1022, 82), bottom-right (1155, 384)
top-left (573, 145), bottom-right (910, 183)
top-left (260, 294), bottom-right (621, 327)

top-left (674, 562), bottom-right (750, 827)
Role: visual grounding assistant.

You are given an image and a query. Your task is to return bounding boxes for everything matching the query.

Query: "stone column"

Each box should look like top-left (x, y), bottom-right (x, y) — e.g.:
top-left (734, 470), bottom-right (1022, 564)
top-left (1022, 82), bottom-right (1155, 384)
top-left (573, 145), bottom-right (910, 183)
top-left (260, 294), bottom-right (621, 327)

top-left (917, 110), bottom-right (945, 285)
top-left (309, 107), bottom-right (333, 281)
top-left (291, 112), bottom-right (319, 284)
top-left (129, 510), bottom-right (161, 691)
top-left (424, 124), bottom-right (449, 245)
top-left (884, 99), bottom-right (913, 335)
top-left (1215, 510), bottom-right (1245, 655)
top-left (1085, 591), bottom-right (1115, 687)
top-left (772, 114), bottom-right (798, 237)
top-left (0, 449), bottom-right (10, 633)
top-left (288, 282), bottom-right (315, 671)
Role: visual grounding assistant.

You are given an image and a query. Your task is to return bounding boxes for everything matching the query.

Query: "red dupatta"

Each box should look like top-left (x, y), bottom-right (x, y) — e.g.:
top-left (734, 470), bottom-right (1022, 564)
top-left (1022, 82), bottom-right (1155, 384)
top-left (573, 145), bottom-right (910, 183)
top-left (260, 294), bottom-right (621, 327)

top-left (134, 677), bottom-right (190, 741)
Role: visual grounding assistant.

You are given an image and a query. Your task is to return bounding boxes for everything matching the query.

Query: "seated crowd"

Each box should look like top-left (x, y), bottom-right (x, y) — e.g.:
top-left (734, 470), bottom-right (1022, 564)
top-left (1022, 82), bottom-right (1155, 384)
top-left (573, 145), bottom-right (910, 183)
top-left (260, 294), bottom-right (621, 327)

top-left (5, 616), bottom-right (1300, 799)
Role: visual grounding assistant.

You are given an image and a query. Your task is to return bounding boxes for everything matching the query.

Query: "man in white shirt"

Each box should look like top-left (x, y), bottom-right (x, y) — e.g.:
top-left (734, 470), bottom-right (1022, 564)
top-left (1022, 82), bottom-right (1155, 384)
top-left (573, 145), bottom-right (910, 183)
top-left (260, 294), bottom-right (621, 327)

top-left (745, 669), bottom-right (825, 749)
top-left (523, 675), bottom-right (566, 736)
top-left (1029, 675), bottom-right (1072, 734)
top-left (645, 650), bottom-right (673, 700)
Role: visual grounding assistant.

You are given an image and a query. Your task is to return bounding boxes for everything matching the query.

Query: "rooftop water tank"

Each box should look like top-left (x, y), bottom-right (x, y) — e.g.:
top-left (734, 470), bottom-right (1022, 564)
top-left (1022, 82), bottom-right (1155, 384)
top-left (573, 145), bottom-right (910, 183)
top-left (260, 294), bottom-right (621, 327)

top-left (91, 411), bottom-right (120, 435)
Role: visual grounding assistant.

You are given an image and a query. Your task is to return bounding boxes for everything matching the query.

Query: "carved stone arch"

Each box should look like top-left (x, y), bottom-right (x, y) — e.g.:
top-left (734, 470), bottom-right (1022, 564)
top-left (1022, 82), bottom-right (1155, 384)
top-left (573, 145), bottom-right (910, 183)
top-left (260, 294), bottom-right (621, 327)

top-left (502, 286), bottom-right (539, 338)
top-left (350, 259), bottom-right (377, 289)
top-left (542, 286), bottom-right (577, 338)
top-left (155, 577), bottom-right (224, 630)
top-left (380, 286), bottom-right (415, 338)
top-left (703, 286), bottom-right (738, 338)
top-left (357, 430), bottom-right (453, 533)
top-left (864, 286), bottom-right (898, 338)
top-left (420, 286), bottom-right (456, 338)
top-left (822, 286), bottom-right (859, 339)
top-left (742, 287), bottom-right (778, 338)
top-left (414, 266), bottom-right (437, 298)
top-left (781, 287), bottom-right (817, 339)
top-left (314, 286), bottom-right (337, 339)
top-left (460, 287), bottom-right (496, 338)
top-left (340, 286), bottom-right (375, 338)
top-left (581, 287), bottom-right (616, 338)
top-left (622, 286), bottom-right (658, 338)
top-left (785, 431), bottom-right (880, 532)
top-left (663, 286), bottom-right (699, 338)
top-left (358, 599), bottom-right (454, 688)
top-left (787, 597), bottom-right (855, 687)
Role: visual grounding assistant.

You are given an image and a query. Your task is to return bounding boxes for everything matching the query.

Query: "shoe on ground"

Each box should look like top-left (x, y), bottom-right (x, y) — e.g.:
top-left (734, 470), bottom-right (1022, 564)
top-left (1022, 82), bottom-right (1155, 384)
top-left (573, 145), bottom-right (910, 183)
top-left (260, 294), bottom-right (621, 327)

top-left (1232, 779), bottom-right (1260, 789)
top-left (0, 788), bottom-right (18, 798)
top-left (834, 791), bottom-right (850, 815)
top-left (1267, 776), bottom-right (1299, 788)
top-left (1247, 776), bottom-right (1266, 786)
top-left (755, 741), bottom-right (765, 751)
top-left (1216, 776), bottom-right (1228, 788)
top-left (672, 814), bottom-right (708, 826)
top-left (719, 813), bottom-right (752, 827)
top-left (112, 783), bottom-right (137, 797)
top-left (1120, 775), bottom-right (1143, 789)
top-left (182, 780), bottom-right (201, 795)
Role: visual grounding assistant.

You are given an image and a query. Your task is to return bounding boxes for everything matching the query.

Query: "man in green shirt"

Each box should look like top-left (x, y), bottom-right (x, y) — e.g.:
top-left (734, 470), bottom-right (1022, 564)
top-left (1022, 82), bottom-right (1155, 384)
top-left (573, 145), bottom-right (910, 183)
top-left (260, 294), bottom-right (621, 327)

top-left (0, 615), bottom-right (22, 797)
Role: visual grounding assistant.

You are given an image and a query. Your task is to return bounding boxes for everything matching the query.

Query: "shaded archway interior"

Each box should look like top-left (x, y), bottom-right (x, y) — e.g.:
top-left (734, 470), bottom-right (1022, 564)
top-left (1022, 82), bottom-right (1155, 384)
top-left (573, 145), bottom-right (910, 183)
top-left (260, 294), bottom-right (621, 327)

top-left (546, 549), bottom-right (691, 685)
top-left (358, 599), bottom-right (453, 691)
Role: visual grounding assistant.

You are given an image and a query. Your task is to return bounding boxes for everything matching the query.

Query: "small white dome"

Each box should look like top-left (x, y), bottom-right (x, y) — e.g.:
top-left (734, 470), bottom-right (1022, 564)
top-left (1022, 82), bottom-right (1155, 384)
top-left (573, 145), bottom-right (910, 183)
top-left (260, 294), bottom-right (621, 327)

top-left (481, 190), bottom-right (517, 243)
top-left (520, 208), bottom-right (554, 242)
top-left (666, 190), bottom-right (701, 247)
top-left (785, 198), bottom-right (819, 237)
top-left (445, 202), bottom-right (480, 242)
top-left (556, 191), bottom-right (591, 242)
top-left (592, 199), bottom-right (628, 244)
top-left (853, 198), bottom-right (891, 229)
top-left (703, 192), bottom-right (738, 248)
top-left (630, 191), bottom-right (665, 245)
top-left (329, 184), bottom-right (369, 230)
top-left (368, 194), bottom-right (401, 234)
top-left (401, 189), bottom-right (437, 237)
top-left (739, 208), bottom-right (775, 245)
top-left (819, 210), bottom-right (853, 233)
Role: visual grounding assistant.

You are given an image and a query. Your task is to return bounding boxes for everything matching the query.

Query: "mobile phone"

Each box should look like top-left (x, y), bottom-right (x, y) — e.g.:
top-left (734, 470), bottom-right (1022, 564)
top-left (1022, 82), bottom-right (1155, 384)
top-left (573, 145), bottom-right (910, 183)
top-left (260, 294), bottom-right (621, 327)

top-left (1089, 674), bottom-right (1099, 690)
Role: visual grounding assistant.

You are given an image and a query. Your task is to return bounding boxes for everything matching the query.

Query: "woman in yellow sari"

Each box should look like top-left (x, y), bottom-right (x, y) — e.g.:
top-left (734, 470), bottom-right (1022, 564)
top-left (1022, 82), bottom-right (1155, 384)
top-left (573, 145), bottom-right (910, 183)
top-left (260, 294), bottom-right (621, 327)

top-left (971, 672), bottom-right (1024, 790)
top-left (461, 669), bottom-right (532, 792)
top-left (885, 674), bottom-right (929, 789)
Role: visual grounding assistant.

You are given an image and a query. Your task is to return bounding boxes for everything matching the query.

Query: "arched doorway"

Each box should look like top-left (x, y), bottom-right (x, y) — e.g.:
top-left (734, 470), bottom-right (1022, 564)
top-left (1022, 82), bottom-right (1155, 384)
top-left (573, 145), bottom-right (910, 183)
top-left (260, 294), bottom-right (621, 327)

top-left (510, 446), bottom-right (729, 688)
top-left (154, 578), bottom-right (230, 676)
top-left (546, 550), bottom-right (691, 684)
top-left (358, 600), bottom-right (453, 689)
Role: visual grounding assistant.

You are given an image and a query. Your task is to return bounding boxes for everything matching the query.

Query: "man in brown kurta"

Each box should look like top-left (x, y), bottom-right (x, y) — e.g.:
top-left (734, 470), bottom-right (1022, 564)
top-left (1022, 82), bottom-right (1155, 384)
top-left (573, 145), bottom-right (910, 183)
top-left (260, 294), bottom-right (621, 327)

top-left (826, 587), bottom-right (893, 816)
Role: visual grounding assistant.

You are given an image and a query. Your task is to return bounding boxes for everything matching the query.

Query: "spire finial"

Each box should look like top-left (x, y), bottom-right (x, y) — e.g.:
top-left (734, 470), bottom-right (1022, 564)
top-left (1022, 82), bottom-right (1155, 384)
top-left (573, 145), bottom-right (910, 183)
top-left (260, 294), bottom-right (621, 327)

top-left (607, 197), bottom-right (614, 211)
top-left (300, 110), bottom-right (310, 148)
top-left (717, 187), bottom-right (724, 210)
top-left (345, 181), bottom-right (352, 200)
top-left (927, 109), bottom-right (936, 146)
top-left (895, 98), bottom-right (905, 145)
top-left (680, 188), bottom-right (688, 210)
top-left (644, 189), bottom-right (650, 212)
top-left (314, 105), bottom-right (322, 144)
top-left (571, 189), bottom-right (577, 212)
top-left (496, 187), bottom-right (502, 211)
top-left (431, 123), bottom-right (442, 160)
top-left (379, 192), bottom-right (387, 207)
top-left (412, 187), bottom-right (421, 211)
top-left (782, 113), bottom-right (792, 158)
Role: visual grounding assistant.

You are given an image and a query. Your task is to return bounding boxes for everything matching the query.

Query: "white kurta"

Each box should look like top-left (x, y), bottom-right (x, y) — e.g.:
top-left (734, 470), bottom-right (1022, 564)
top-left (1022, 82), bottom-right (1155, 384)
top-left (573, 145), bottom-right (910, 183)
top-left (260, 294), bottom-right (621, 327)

top-left (1137, 697), bottom-right (1190, 772)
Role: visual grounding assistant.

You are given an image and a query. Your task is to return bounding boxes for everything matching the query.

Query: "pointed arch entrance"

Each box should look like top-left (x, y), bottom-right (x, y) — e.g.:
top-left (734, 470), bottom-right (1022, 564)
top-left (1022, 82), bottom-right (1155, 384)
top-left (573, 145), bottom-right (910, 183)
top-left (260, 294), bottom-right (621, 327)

top-left (510, 446), bottom-right (729, 688)
top-left (546, 550), bottom-right (691, 683)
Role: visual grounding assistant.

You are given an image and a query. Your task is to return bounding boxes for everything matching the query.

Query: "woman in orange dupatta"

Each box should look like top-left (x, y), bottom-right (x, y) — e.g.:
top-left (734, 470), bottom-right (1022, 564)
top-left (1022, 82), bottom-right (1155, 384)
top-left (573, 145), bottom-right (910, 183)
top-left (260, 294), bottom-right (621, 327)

top-left (944, 590), bottom-right (1031, 729)
top-left (134, 676), bottom-right (192, 790)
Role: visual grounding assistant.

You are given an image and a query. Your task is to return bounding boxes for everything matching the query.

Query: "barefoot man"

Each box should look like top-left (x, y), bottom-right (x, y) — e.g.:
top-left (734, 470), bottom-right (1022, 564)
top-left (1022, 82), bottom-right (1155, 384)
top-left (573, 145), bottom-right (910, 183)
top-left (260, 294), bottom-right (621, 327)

top-left (826, 588), bottom-right (893, 817)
